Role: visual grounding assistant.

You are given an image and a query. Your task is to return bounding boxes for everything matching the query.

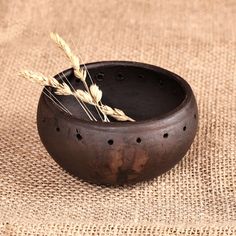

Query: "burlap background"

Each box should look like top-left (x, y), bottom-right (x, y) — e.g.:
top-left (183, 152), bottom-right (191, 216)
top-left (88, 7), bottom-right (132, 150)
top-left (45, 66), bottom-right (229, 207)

top-left (0, 0), bottom-right (235, 235)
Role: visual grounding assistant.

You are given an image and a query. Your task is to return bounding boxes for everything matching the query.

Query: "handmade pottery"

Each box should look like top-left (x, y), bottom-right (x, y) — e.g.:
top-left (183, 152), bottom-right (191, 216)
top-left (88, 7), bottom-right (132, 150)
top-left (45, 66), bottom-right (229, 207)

top-left (37, 61), bottom-right (198, 185)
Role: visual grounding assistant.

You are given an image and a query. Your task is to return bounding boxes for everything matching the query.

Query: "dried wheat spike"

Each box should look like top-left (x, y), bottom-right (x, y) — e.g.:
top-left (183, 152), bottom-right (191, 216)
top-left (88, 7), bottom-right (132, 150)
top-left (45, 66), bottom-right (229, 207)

top-left (100, 105), bottom-right (135, 122)
top-left (89, 84), bottom-right (102, 103)
top-left (50, 32), bottom-right (85, 82)
top-left (74, 90), bottom-right (94, 104)
top-left (20, 70), bottom-right (72, 95)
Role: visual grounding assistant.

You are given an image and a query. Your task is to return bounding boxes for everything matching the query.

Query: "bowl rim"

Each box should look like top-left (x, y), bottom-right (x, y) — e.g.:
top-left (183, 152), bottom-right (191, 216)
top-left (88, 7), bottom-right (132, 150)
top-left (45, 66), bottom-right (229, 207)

top-left (41, 60), bottom-right (194, 128)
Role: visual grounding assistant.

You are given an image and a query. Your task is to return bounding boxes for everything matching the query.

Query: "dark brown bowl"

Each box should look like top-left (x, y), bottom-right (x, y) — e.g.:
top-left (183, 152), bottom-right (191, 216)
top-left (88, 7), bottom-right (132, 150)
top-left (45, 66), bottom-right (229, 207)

top-left (37, 61), bottom-right (198, 185)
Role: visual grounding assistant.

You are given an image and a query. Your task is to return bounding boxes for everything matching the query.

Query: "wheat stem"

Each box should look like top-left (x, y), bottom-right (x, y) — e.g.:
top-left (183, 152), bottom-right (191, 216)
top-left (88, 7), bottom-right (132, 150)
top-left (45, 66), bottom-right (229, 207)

top-left (43, 89), bottom-right (72, 115)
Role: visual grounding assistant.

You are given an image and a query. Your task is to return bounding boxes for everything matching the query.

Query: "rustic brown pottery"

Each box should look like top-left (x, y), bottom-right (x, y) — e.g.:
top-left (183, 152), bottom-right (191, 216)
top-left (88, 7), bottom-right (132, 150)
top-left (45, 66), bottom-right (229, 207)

top-left (37, 61), bottom-right (198, 185)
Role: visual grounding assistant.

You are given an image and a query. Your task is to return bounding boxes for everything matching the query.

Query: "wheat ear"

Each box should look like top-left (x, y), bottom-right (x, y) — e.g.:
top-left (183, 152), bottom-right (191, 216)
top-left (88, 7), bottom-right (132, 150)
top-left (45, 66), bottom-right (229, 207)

top-left (50, 32), bottom-right (109, 122)
top-left (19, 70), bottom-right (94, 119)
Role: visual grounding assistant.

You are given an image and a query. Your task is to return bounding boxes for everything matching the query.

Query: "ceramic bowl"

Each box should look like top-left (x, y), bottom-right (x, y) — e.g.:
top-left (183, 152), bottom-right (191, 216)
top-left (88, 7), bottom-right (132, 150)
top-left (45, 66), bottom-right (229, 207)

top-left (37, 61), bottom-right (198, 185)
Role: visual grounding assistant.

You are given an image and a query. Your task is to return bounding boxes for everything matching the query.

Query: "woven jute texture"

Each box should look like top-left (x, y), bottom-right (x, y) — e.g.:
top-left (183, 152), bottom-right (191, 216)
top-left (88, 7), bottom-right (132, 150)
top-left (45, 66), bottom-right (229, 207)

top-left (0, 0), bottom-right (235, 235)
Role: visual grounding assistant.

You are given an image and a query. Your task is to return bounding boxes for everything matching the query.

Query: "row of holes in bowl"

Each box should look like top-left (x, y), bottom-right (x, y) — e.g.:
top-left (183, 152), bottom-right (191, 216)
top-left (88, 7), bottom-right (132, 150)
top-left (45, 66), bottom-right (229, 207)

top-left (55, 124), bottom-right (191, 145)
top-left (96, 72), bottom-right (165, 85)
top-left (54, 114), bottom-right (197, 144)
top-left (75, 126), bottom-right (186, 145)
top-left (76, 72), bottom-right (165, 85)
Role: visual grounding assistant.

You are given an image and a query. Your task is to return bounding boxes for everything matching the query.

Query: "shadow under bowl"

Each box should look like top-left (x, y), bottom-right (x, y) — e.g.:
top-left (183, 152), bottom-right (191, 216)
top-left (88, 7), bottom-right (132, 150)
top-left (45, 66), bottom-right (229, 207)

top-left (37, 61), bottom-right (198, 185)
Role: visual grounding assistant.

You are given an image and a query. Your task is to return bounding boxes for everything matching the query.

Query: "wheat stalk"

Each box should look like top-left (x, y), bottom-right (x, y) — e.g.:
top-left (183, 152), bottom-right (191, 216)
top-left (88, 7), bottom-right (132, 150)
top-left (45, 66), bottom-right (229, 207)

top-left (20, 70), bottom-right (135, 122)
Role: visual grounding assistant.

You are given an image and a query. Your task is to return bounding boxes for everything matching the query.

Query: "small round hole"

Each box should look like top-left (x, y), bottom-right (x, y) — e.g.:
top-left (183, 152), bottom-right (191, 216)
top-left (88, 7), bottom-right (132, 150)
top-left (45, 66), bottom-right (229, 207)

top-left (56, 127), bottom-right (60, 132)
top-left (138, 75), bottom-right (144, 79)
top-left (163, 133), bottom-right (168, 138)
top-left (108, 139), bottom-right (114, 145)
top-left (116, 73), bottom-right (125, 81)
top-left (76, 133), bottom-right (82, 141)
top-left (194, 114), bottom-right (197, 119)
top-left (136, 137), bottom-right (142, 143)
top-left (96, 72), bottom-right (104, 82)
top-left (159, 80), bottom-right (164, 86)
top-left (42, 118), bottom-right (46, 123)
top-left (183, 126), bottom-right (186, 131)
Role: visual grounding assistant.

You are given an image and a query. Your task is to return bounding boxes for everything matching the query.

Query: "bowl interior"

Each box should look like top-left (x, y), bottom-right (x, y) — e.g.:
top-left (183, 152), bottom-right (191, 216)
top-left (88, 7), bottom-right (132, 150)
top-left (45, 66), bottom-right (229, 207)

top-left (50, 62), bottom-right (186, 121)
